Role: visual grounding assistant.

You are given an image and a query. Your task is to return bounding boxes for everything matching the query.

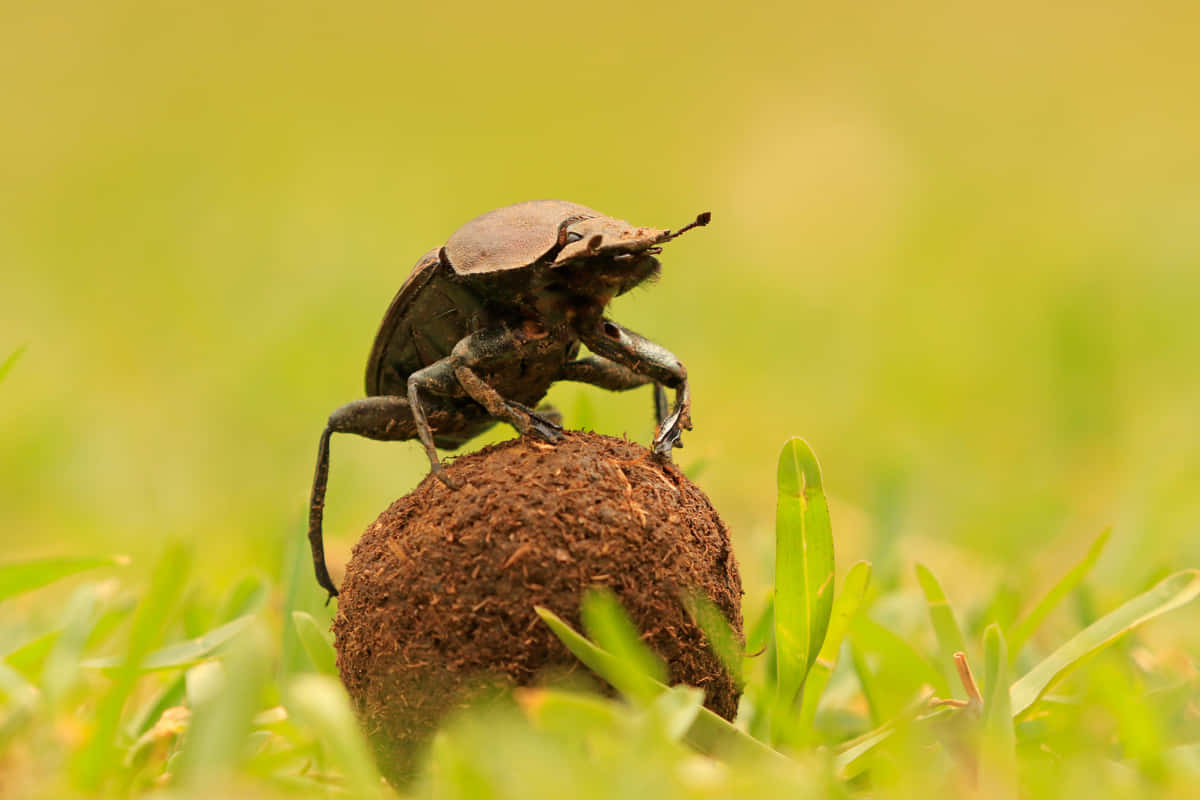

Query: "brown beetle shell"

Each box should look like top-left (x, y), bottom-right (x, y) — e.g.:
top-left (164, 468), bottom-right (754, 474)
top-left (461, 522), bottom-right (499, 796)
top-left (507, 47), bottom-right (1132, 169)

top-left (443, 199), bottom-right (602, 274)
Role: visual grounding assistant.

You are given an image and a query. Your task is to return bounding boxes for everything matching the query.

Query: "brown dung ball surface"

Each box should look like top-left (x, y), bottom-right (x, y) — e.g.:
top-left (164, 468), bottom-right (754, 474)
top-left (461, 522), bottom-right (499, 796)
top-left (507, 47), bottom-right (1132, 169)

top-left (332, 431), bottom-right (743, 777)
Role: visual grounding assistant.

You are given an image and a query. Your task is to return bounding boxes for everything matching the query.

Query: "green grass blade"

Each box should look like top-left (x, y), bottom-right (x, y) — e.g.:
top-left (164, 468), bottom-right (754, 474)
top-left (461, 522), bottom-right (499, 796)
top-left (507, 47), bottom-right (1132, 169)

top-left (0, 344), bottom-right (27, 384)
top-left (73, 541), bottom-right (189, 790)
top-left (798, 561), bottom-right (872, 738)
top-left (292, 610), bottom-right (337, 676)
top-left (536, 606), bottom-right (788, 762)
top-left (286, 674), bottom-right (384, 798)
top-left (833, 725), bottom-right (894, 780)
top-left (40, 584), bottom-right (99, 707)
top-left (2, 630), bottom-right (59, 677)
top-left (682, 591), bottom-right (743, 685)
top-left (126, 672), bottom-right (187, 739)
top-left (581, 587), bottom-right (668, 688)
top-left (517, 687), bottom-right (628, 737)
top-left (849, 640), bottom-right (883, 727)
top-left (174, 624), bottom-right (271, 785)
top-left (832, 692), bottom-right (936, 779)
top-left (744, 593), bottom-right (774, 656)
top-left (1010, 569), bottom-right (1200, 718)
top-left (743, 594), bottom-right (776, 700)
top-left (218, 574), bottom-right (270, 622)
top-left (979, 625), bottom-right (1017, 796)
top-left (1007, 528), bottom-right (1110, 658)
top-left (81, 614), bottom-right (255, 672)
top-left (5, 594), bottom-right (134, 678)
top-left (982, 625), bottom-right (1012, 725)
top-left (537, 605), bottom-right (659, 705)
top-left (0, 555), bottom-right (124, 603)
top-left (279, 517), bottom-right (332, 680)
top-left (650, 685), bottom-right (706, 743)
top-left (916, 563), bottom-right (969, 699)
top-left (774, 437), bottom-right (835, 705)
top-left (0, 663), bottom-right (39, 747)
top-left (851, 614), bottom-right (950, 705)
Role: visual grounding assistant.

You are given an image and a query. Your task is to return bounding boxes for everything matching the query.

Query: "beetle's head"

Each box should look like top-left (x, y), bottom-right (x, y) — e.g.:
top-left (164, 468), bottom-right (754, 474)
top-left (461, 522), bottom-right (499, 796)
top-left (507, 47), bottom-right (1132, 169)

top-left (548, 211), bottom-right (711, 301)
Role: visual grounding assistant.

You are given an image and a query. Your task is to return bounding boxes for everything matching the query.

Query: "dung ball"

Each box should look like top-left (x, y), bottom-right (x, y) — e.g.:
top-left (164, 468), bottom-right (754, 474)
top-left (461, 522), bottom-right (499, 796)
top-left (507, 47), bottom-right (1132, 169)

top-left (332, 431), bottom-right (743, 780)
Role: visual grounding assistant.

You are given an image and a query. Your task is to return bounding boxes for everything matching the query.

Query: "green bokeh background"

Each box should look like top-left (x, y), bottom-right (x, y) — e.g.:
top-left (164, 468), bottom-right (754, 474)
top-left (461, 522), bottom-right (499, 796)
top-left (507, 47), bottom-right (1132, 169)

top-left (3, 0), bottom-right (1198, 603)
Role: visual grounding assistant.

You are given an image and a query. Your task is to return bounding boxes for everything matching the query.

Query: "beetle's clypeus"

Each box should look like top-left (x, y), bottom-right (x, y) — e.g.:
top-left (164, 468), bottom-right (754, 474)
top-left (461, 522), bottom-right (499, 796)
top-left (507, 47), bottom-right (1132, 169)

top-left (307, 200), bottom-right (710, 599)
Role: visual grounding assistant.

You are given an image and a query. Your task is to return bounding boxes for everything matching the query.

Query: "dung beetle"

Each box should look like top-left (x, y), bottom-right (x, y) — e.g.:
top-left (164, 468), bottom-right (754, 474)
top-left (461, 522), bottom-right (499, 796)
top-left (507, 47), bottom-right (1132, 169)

top-left (308, 199), bottom-right (710, 599)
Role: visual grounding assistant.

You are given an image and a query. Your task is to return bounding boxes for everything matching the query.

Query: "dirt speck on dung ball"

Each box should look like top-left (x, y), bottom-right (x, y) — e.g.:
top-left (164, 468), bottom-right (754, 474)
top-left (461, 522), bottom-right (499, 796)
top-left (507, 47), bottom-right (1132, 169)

top-left (332, 430), bottom-right (743, 780)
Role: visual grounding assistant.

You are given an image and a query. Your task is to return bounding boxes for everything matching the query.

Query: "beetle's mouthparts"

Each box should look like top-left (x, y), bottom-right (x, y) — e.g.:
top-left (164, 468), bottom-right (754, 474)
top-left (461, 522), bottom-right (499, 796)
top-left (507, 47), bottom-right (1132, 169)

top-left (665, 211), bottom-right (712, 241)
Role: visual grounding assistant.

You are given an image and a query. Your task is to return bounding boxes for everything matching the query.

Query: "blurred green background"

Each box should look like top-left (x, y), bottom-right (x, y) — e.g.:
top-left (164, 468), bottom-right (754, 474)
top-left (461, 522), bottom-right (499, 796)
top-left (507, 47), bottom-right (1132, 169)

top-left (3, 0), bottom-right (1198, 604)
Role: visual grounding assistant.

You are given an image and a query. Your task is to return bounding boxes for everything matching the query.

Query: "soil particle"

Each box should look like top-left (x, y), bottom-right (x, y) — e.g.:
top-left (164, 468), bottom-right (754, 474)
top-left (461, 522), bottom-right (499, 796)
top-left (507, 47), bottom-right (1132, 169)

top-left (332, 431), bottom-right (743, 780)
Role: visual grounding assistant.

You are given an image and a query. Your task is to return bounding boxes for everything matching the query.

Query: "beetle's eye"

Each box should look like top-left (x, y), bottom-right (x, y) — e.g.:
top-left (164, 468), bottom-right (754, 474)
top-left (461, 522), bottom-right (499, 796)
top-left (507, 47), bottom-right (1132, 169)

top-left (565, 232), bottom-right (583, 244)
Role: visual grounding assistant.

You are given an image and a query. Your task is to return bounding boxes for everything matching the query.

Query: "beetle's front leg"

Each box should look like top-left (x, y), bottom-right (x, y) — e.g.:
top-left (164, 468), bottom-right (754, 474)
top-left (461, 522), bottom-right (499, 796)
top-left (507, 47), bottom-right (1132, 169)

top-left (580, 319), bottom-right (691, 456)
top-left (447, 328), bottom-right (564, 443)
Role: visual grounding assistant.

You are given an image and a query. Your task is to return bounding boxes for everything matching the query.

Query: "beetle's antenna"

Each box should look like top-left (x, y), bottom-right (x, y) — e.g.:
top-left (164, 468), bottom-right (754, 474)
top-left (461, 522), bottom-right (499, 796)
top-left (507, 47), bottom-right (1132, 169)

top-left (665, 211), bottom-right (712, 240)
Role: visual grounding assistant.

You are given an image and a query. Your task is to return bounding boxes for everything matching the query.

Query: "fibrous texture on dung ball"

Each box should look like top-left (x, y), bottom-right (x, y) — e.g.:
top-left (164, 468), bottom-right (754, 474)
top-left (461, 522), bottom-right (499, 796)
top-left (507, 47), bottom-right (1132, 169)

top-left (332, 431), bottom-right (743, 778)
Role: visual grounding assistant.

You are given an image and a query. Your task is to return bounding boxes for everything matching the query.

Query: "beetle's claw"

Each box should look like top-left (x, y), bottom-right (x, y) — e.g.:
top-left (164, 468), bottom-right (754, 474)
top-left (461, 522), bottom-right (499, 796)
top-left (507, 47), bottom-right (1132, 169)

top-left (526, 413), bottom-right (565, 443)
top-left (653, 410), bottom-right (688, 457)
top-left (652, 433), bottom-right (682, 458)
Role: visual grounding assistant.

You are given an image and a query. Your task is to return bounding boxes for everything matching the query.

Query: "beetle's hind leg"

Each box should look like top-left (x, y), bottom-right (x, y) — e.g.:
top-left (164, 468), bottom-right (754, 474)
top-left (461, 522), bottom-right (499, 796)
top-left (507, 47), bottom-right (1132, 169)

top-left (560, 354), bottom-right (671, 432)
top-left (308, 395), bottom-right (419, 600)
top-left (308, 425), bottom-right (339, 601)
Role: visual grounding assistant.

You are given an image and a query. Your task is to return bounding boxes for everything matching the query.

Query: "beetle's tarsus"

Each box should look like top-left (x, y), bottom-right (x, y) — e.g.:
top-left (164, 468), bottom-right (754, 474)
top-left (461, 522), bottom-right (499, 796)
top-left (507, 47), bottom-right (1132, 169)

top-left (431, 462), bottom-right (461, 491)
top-left (510, 400), bottom-right (564, 442)
top-left (535, 403), bottom-right (564, 428)
top-left (653, 401), bottom-right (693, 456)
top-left (527, 418), bottom-right (565, 443)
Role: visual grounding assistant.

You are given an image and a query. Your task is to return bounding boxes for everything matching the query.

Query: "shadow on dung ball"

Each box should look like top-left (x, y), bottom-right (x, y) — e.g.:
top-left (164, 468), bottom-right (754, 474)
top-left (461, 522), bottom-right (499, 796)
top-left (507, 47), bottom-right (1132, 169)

top-left (332, 430), bottom-right (743, 781)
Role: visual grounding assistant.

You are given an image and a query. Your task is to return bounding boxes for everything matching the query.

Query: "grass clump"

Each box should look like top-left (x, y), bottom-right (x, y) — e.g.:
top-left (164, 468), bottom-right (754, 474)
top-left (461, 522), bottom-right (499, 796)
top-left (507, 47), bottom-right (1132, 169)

top-left (1, 437), bottom-right (1198, 799)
